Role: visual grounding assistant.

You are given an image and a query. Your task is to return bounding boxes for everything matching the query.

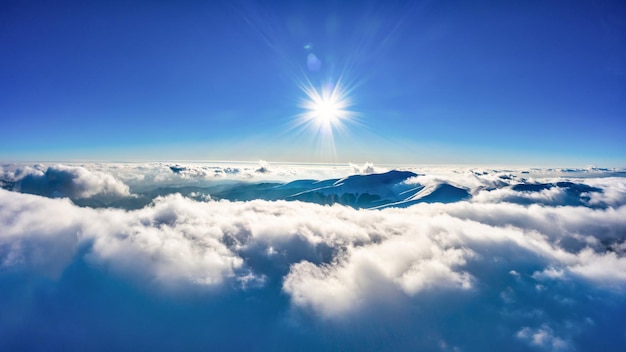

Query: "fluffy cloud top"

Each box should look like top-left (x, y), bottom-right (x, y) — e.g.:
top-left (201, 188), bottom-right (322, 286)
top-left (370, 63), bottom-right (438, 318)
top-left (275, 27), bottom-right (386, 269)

top-left (1, 163), bottom-right (625, 351)
top-left (2, 164), bottom-right (130, 199)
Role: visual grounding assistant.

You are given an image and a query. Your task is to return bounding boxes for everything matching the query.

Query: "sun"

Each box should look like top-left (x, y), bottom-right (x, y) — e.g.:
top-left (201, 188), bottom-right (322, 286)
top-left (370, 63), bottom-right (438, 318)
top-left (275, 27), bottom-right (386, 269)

top-left (313, 98), bottom-right (341, 124)
top-left (292, 76), bottom-right (357, 160)
top-left (299, 79), bottom-right (353, 134)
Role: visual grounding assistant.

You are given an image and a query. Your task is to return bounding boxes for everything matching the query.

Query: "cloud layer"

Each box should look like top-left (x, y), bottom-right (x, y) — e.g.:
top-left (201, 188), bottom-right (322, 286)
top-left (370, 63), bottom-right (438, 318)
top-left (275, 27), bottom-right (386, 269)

top-left (1, 164), bottom-right (130, 199)
top-left (1, 163), bottom-right (626, 351)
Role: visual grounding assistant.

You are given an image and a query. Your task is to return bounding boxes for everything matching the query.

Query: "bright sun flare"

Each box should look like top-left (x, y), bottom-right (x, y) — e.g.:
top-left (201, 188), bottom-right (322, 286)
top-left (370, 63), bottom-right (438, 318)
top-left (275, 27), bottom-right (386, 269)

top-left (312, 97), bottom-right (341, 124)
top-left (299, 79), bottom-right (353, 134)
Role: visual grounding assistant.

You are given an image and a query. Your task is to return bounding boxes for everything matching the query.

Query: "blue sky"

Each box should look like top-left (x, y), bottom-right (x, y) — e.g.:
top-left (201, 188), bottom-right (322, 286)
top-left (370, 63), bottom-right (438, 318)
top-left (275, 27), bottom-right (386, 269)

top-left (1, 0), bottom-right (625, 166)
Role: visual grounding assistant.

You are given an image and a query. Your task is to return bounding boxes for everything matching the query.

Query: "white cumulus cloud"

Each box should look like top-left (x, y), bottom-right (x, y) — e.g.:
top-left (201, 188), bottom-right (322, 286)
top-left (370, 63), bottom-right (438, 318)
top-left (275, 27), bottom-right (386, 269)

top-left (1, 163), bottom-right (625, 351)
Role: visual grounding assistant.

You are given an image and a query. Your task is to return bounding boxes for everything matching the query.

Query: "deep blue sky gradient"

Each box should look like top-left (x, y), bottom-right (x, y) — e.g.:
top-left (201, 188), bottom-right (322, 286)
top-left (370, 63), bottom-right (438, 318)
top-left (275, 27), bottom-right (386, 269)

top-left (1, 0), bottom-right (625, 165)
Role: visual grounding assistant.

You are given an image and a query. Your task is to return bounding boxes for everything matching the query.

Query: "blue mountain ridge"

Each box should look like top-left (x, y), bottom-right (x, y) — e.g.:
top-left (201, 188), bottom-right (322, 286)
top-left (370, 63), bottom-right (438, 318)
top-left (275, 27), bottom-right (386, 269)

top-left (275, 170), bottom-right (470, 209)
top-left (1, 168), bottom-right (612, 210)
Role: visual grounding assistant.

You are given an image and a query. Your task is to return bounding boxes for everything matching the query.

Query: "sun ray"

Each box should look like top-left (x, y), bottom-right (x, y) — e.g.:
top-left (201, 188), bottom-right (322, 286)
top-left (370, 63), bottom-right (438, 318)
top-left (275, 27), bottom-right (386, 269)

top-left (293, 76), bottom-right (357, 160)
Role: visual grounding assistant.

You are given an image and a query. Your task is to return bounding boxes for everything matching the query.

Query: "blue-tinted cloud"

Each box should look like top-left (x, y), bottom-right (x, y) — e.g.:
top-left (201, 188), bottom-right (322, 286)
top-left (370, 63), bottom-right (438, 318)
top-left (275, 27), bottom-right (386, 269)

top-left (1, 164), bottom-right (625, 351)
top-left (1, 164), bottom-right (130, 199)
